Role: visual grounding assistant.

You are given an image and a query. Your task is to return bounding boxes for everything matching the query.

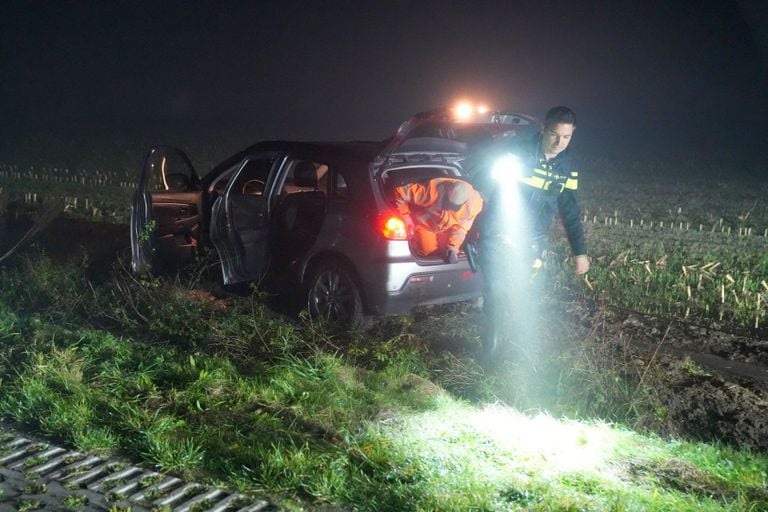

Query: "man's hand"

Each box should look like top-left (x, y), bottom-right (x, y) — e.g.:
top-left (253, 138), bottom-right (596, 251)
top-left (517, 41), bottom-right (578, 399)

top-left (573, 254), bottom-right (590, 275)
top-left (445, 247), bottom-right (458, 264)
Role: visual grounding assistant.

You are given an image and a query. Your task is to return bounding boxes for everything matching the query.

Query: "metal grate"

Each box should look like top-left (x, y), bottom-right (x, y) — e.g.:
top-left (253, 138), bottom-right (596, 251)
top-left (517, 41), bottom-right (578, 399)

top-left (0, 433), bottom-right (276, 511)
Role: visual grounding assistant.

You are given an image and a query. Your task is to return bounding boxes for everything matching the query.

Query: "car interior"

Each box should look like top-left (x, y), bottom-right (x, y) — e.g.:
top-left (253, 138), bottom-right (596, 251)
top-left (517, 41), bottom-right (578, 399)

top-left (380, 166), bottom-right (477, 260)
top-left (380, 166), bottom-right (454, 204)
top-left (270, 160), bottom-right (328, 259)
top-left (147, 156), bottom-right (202, 265)
top-left (235, 159), bottom-right (273, 196)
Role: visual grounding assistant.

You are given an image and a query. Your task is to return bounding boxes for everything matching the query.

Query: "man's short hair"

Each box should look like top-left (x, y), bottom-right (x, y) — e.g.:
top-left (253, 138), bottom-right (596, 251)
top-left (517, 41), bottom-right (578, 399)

top-left (544, 106), bottom-right (576, 128)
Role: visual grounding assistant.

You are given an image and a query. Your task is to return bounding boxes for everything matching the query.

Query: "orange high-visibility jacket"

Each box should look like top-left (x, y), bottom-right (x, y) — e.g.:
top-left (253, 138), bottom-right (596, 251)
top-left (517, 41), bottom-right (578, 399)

top-left (394, 178), bottom-right (483, 251)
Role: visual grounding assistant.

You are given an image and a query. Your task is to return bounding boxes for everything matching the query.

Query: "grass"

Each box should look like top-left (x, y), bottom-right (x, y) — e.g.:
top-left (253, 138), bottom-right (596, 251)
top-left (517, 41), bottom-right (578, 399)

top-left (1, 160), bottom-right (767, 509)
top-left (0, 251), bottom-right (766, 511)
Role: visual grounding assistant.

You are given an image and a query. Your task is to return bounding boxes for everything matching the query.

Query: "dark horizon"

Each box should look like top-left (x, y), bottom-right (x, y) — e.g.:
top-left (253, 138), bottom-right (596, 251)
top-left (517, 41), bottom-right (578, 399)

top-left (1, 0), bottom-right (767, 172)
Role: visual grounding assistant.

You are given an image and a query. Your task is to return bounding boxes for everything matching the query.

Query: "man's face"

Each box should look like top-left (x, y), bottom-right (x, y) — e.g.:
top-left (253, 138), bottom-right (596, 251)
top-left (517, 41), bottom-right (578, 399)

top-left (541, 122), bottom-right (575, 158)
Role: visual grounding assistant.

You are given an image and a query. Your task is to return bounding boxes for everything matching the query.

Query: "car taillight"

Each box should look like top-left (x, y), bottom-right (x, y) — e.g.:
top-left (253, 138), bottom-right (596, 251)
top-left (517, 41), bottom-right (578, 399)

top-left (380, 214), bottom-right (408, 240)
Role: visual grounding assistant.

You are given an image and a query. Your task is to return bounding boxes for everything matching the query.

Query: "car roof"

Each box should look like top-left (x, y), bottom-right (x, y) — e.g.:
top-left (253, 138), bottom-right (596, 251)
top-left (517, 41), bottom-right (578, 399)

top-left (251, 140), bottom-right (383, 159)
top-left (202, 140), bottom-right (384, 184)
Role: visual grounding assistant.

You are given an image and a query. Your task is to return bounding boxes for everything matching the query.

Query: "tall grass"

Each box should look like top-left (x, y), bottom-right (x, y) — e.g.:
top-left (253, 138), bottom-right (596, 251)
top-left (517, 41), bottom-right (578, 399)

top-left (1, 160), bottom-right (767, 509)
top-left (0, 253), bottom-right (766, 510)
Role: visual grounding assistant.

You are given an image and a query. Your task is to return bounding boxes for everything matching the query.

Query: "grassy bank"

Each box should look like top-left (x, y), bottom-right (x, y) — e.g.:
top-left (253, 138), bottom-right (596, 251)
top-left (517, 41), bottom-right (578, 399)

top-left (0, 252), bottom-right (766, 511)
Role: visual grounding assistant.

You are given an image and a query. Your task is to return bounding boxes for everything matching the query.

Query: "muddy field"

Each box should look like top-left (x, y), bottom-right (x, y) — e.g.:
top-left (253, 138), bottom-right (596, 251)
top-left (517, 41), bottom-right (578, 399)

top-left (580, 304), bottom-right (768, 451)
top-left (4, 212), bottom-right (768, 453)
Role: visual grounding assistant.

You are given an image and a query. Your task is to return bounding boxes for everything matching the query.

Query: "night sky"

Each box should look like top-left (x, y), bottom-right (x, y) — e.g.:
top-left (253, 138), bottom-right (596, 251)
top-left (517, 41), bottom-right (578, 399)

top-left (1, 0), bottom-right (766, 170)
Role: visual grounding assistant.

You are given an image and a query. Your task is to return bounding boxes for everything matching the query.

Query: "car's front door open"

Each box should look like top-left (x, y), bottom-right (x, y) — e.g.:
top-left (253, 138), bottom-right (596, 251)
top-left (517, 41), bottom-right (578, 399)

top-left (130, 147), bottom-right (201, 273)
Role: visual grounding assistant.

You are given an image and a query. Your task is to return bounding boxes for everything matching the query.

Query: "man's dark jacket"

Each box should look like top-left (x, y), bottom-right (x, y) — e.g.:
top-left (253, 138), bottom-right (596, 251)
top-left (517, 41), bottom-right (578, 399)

top-left (469, 133), bottom-right (587, 257)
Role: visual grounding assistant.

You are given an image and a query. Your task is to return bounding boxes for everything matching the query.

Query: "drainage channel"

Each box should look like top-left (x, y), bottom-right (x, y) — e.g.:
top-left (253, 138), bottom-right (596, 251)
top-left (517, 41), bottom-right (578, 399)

top-left (0, 429), bottom-right (277, 511)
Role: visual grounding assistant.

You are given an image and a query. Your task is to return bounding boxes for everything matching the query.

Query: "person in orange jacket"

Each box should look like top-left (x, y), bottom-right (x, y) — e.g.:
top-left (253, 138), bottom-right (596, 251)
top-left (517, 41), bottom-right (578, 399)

top-left (393, 178), bottom-right (483, 263)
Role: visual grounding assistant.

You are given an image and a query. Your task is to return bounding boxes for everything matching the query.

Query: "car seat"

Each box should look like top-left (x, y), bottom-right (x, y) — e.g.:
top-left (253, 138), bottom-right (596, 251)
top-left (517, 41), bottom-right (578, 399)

top-left (271, 161), bottom-right (326, 259)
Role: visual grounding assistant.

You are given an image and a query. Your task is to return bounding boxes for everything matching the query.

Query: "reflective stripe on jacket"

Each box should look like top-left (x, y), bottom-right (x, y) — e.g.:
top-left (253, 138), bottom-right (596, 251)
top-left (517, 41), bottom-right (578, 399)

top-left (472, 133), bottom-right (587, 257)
top-left (520, 162), bottom-right (578, 193)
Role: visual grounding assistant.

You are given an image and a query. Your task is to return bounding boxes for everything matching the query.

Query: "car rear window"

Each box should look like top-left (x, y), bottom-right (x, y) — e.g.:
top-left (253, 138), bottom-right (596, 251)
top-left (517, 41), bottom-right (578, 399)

top-left (380, 166), bottom-right (456, 202)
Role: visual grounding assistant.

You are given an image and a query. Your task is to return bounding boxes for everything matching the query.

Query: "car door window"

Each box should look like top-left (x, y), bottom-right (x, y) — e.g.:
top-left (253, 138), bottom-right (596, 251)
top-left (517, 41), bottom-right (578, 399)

top-left (231, 157), bottom-right (276, 196)
top-left (276, 160), bottom-right (327, 199)
top-left (271, 160), bottom-right (329, 256)
top-left (147, 151), bottom-right (196, 192)
top-left (331, 170), bottom-right (349, 199)
top-left (223, 155), bottom-right (283, 233)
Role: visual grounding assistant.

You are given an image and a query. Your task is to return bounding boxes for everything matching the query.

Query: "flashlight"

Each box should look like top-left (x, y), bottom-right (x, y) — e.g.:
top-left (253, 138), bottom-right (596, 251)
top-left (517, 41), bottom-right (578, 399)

top-left (491, 153), bottom-right (524, 182)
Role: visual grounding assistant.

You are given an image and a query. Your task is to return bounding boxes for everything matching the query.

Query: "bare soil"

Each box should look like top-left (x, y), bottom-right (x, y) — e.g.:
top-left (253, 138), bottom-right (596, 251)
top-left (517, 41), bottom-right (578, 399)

top-left (576, 303), bottom-right (768, 451)
top-left (1, 210), bottom-right (128, 281)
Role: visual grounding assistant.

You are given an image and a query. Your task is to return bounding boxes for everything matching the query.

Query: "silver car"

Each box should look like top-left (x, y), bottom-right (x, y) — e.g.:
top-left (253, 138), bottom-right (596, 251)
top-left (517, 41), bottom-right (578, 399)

top-left (130, 110), bottom-right (535, 325)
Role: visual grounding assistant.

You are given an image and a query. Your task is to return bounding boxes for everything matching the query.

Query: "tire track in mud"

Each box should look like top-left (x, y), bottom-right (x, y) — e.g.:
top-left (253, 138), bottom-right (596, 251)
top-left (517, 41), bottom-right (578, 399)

top-left (607, 310), bottom-right (768, 450)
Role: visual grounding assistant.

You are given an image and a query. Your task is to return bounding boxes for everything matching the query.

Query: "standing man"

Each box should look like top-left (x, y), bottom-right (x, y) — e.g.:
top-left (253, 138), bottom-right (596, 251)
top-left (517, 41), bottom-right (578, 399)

top-left (471, 106), bottom-right (590, 358)
top-left (394, 177), bottom-right (483, 263)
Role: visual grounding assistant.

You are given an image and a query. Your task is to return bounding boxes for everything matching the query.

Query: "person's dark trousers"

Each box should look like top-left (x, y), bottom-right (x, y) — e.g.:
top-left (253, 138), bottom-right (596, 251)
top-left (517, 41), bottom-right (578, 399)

top-left (479, 237), bottom-right (541, 361)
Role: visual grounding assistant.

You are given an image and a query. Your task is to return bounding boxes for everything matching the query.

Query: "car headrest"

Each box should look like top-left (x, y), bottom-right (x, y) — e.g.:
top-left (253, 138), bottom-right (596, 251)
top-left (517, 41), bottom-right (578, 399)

top-left (165, 173), bottom-right (190, 191)
top-left (293, 161), bottom-right (318, 188)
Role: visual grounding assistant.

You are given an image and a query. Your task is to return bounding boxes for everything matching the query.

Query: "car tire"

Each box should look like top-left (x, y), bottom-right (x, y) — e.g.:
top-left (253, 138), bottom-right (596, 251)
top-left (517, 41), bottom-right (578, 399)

top-left (306, 260), bottom-right (364, 328)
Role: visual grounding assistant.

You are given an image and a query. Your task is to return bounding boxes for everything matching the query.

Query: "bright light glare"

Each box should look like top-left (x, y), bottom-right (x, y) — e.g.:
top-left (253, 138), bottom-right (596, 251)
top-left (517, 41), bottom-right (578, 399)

top-left (468, 405), bottom-right (625, 475)
top-left (491, 153), bottom-right (524, 182)
top-left (385, 402), bottom-right (632, 482)
top-left (477, 105), bottom-right (489, 114)
top-left (454, 101), bottom-right (474, 121)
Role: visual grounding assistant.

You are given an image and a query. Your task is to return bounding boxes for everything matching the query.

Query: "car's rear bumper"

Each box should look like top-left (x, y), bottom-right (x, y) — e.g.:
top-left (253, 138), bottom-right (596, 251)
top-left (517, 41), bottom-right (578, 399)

top-left (364, 262), bottom-right (483, 316)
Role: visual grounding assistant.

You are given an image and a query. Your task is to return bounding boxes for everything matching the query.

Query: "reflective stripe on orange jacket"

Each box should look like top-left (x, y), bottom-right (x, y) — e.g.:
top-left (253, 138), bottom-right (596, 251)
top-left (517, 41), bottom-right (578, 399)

top-left (394, 178), bottom-right (483, 251)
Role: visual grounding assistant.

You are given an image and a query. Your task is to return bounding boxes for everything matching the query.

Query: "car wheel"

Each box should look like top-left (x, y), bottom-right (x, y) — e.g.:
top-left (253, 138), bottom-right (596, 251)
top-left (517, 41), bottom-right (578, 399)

top-left (306, 260), bottom-right (363, 327)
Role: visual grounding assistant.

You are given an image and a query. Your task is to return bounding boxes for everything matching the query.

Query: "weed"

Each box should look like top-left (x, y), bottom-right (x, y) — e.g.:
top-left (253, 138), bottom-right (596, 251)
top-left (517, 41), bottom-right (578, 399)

top-left (63, 494), bottom-right (89, 507)
top-left (23, 455), bottom-right (48, 467)
top-left (0, 208), bottom-right (766, 511)
top-left (101, 478), bottom-right (126, 491)
top-left (22, 481), bottom-right (46, 494)
top-left (106, 490), bottom-right (129, 502)
top-left (62, 453), bottom-right (86, 464)
top-left (138, 219), bottom-right (156, 243)
top-left (682, 357), bottom-right (712, 377)
top-left (107, 506), bottom-right (132, 512)
top-left (17, 498), bottom-right (43, 511)
top-left (188, 498), bottom-right (217, 511)
top-left (137, 474), bottom-right (164, 488)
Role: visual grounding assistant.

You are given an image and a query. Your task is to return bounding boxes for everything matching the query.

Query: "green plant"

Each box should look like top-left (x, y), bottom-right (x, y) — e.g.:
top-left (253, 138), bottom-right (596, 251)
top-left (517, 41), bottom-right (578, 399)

top-left (22, 481), bottom-right (47, 494)
top-left (63, 494), bottom-right (89, 507)
top-left (17, 499), bottom-right (43, 511)
top-left (138, 219), bottom-right (156, 243)
top-left (0, 215), bottom-right (766, 510)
